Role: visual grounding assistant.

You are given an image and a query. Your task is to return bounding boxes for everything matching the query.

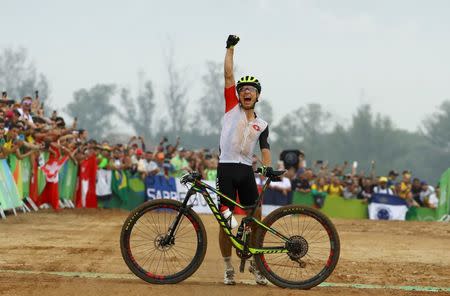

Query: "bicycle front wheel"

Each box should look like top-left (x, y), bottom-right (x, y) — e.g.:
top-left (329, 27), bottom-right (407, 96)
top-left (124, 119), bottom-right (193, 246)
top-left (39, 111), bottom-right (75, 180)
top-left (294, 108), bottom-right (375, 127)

top-left (120, 199), bottom-right (207, 284)
top-left (254, 205), bottom-right (340, 289)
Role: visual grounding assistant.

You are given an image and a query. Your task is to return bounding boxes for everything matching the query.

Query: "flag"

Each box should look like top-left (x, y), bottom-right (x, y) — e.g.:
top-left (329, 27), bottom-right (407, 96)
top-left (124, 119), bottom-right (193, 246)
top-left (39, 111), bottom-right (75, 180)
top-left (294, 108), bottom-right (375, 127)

top-left (39, 154), bottom-right (68, 210)
top-left (368, 193), bottom-right (408, 220)
top-left (75, 154), bottom-right (98, 208)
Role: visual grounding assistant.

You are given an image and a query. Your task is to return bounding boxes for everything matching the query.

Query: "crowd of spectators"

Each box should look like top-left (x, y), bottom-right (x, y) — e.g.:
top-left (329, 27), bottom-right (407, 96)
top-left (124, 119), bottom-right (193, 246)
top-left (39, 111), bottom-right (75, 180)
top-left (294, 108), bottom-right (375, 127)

top-left (261, 153), bottom-right (439, 209)
top-left (0, 92), bottom-right (439, 211)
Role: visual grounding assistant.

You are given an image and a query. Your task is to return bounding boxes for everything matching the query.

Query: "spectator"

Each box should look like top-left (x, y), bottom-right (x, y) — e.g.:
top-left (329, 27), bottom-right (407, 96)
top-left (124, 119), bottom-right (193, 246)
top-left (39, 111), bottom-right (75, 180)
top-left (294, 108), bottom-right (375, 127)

top-left (419, 181), bottom-right (439, 209)
top-left (292, 168), bottom-right (312, 193)
top-left (373, 176), bottom-right (394, 195)
top-left (170, 147), bottom-right (190, 178)
top-left (203, 153), bottom-right (218, 181)
top-left (357, 177), bottom-right (373, 200)
top-left (387, 170), bottom-right (399, 189)
top-left (411, 178), bottom-right (423, 206)
top-left (398, 171), bottom-right (413, 200)
top-left (269, 161), bottom-right (291, 197)
top-left (324, 176), bottom-right (344, 197)
top-left (138, 150), bottom-right (159, 177)
top-left (311, 177), bottom-right (327, 208)
top-left (343, 179), bottom-right (359, 199)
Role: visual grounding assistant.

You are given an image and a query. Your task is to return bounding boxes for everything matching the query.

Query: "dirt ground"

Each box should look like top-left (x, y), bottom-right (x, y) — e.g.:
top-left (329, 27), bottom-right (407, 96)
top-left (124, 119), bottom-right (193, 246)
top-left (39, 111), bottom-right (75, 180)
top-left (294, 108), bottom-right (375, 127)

top-left (0, 208), bottom-right (449, 296)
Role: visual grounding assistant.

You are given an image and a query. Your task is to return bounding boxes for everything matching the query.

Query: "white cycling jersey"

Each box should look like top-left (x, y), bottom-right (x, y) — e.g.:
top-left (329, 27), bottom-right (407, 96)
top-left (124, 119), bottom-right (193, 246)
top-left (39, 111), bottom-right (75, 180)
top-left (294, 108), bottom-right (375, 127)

top-left (219, 85), bottom-right (269, 166)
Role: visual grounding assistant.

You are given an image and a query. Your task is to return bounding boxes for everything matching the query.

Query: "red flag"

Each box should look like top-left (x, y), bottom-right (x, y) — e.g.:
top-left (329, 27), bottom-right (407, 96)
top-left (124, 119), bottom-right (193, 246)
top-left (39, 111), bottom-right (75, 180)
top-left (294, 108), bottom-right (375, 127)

top-left (75, 154), bottom-right (98, 208)
top-left (38, 149), bottom-right (68, 210)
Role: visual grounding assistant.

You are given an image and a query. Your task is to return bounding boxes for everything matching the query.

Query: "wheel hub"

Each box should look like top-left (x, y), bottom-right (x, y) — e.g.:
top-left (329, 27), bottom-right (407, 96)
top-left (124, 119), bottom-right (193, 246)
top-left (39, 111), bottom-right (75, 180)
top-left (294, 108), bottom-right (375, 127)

top-left (286, 235), bottom-right (308, 259)
top-left (154, 234), bottom-right (174, 251)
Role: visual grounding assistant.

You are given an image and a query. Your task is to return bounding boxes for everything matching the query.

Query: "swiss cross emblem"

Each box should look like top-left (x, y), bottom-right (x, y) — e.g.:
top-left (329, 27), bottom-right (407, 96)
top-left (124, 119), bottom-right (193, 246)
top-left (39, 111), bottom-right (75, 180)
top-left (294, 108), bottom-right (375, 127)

top-left (252, 124), bottom-right (261, 131)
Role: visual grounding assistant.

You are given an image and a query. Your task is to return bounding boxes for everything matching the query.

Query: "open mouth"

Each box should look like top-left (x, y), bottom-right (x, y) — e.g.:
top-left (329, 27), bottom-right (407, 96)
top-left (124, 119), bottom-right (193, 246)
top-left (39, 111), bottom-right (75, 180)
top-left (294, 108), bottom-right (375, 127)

top-left (244, 98), bottom-right (252, 103)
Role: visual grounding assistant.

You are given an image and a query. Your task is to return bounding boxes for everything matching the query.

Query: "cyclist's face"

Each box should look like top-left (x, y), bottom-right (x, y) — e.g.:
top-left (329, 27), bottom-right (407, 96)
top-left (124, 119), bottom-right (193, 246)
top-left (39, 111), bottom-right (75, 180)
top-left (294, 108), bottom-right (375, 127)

top-left (238, 86), bottom-right (259, 110)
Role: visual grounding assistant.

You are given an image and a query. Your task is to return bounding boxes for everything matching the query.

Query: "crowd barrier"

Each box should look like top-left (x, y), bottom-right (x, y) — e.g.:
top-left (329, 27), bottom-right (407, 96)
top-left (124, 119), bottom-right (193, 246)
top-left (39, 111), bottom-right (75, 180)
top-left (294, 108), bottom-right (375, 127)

top-left (0, 155), bottom-right (449, 221)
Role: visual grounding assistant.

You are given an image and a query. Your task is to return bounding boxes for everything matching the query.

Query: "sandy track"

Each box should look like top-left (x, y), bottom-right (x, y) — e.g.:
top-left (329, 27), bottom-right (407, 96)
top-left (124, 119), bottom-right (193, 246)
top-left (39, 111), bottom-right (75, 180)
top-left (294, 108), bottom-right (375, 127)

top-left (0, 209), bottom-right (449, 295)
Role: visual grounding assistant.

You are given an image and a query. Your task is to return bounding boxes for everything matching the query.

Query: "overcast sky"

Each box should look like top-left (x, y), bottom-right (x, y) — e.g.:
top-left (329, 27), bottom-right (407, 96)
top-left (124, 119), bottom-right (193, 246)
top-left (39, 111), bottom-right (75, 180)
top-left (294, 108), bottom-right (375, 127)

top-left (1, 0), bottom-right (450, 131)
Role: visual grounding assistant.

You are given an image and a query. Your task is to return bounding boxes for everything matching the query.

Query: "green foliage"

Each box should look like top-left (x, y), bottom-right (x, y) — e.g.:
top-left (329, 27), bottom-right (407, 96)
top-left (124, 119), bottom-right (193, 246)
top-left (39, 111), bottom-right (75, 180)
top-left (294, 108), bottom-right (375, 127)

top-left (196, 61), bottom-right (224, 135)
top-left (116, 81), bottom-right (155, 141)
top-left (0, 47), bottom-right (50, 105)
top-left (65, 84), bottom-right (116, 140)
top-left (422, 100), bottom-right (450, 150)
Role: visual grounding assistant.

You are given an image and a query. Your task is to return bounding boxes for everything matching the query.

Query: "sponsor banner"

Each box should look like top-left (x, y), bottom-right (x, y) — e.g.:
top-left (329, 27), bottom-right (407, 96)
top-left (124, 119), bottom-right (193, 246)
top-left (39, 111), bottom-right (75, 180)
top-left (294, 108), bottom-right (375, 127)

top-left (368, 194), bottom-right (408, 220)
top-left (144, 175), bottom-right (218, 214)
top-left (437, 168), bottom-right (450, 220)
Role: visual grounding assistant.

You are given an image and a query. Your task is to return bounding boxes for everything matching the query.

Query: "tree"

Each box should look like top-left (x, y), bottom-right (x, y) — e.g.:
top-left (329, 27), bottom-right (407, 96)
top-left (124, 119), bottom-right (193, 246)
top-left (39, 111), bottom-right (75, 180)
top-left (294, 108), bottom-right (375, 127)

top-left (0, 47), bottom-right (50, 104)
top-left (116, 80), bottom-right (156, 141)
top-left (196, 61), bottom-right (224, 135)
top-left (256, 99), bottom-right (274, 126)
top-left (272, 103), bottom-right (330, 159)
top-left (65, 84), bottom-right (116, 140)
top-left (164, 46), bottom-right (189, 133)
top-left (422, 100), bottom-right (450, 151)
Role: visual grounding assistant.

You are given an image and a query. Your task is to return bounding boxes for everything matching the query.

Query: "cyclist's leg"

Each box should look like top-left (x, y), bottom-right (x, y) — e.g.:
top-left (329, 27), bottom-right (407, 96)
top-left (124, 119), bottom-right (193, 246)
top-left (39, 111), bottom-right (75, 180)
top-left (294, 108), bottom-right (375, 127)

top-left (235, 163), bottom-right (261, 237)
top-left (236, 164), bottom-right (268, 285)
top-left (217, 163), bottom-right (238, 257)
top-left (217, 163), bottom-right (239, 284)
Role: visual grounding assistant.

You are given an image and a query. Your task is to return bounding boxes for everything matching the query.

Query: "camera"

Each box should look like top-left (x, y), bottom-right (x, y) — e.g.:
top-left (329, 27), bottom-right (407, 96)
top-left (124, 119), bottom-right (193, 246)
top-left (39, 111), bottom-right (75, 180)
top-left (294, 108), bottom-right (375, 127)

top-left (2, 91), bottom-right (6, 97)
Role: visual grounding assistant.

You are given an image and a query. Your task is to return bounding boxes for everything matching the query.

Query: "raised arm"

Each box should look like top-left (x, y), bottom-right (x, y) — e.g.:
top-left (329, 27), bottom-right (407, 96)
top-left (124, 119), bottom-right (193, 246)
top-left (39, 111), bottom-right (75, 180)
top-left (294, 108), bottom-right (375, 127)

top-left (224, 35), bottom-right (240, 88)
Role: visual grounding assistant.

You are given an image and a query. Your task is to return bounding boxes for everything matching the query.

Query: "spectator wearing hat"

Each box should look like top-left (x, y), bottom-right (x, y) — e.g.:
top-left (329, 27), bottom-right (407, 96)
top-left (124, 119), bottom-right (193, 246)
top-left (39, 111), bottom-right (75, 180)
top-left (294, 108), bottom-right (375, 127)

top-left (155, 151), bottom-right (173, 176)
top-left (373, 176), bottom-right (394, 195)
top-left (170, 147), bottom-right (191, 178)
top-left (420, 181), bottom-right (438, 208)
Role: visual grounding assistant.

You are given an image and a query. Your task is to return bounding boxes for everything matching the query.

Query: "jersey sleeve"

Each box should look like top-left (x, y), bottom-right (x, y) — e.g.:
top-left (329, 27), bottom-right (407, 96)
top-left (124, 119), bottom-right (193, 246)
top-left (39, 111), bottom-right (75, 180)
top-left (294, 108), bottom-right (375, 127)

top-left (259, 126), bottom-right (270, 150)
top-left (224, 85), bottom-right (239, 113)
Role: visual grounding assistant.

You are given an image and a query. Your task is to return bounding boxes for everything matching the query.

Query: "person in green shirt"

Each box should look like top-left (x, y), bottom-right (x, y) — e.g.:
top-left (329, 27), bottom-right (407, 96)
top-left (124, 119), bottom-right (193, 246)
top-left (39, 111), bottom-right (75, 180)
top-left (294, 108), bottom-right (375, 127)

top-left (170, 147), bottom-right (191, 178)
top-left (203, 154), bottom-right (217, 181)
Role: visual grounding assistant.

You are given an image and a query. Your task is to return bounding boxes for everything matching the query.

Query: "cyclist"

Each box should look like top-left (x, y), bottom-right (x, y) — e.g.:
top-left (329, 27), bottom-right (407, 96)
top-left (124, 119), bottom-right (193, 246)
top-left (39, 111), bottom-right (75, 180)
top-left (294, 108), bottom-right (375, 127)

top-left (218, 35), bottom-right (272, 285)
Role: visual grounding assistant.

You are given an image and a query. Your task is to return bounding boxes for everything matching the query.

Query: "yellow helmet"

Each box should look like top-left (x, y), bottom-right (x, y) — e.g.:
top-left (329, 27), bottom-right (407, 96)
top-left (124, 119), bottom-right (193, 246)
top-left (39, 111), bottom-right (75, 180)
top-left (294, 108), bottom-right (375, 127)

top-left (236, 76), bottom-right (261, 93)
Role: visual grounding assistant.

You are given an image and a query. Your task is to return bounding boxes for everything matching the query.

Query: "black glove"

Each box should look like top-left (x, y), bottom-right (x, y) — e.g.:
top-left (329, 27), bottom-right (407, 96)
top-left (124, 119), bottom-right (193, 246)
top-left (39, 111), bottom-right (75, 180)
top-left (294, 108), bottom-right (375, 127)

top-left (226, 35), bottom-right (240, 48)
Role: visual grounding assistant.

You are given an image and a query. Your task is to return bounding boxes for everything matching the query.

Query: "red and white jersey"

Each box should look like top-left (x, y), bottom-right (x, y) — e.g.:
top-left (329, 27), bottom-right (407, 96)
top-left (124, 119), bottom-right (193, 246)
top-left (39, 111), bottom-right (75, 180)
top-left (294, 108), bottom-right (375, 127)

top-left (219, 85), bottom-right (269, 166)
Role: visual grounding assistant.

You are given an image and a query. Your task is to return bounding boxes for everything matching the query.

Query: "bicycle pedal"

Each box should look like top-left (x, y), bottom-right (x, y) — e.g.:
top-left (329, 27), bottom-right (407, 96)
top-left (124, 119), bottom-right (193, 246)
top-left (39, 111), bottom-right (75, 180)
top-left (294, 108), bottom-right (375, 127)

top-left (239, 259), bottom-right (246, 273)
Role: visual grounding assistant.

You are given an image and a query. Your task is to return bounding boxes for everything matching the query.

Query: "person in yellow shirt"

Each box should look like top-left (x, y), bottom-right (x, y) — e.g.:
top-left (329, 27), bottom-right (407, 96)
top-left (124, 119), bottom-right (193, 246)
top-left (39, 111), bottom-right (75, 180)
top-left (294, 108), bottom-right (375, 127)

top-left (398, 171), bottom-right (412, 200)
top-left (324, 176), bottom-right (344, 197)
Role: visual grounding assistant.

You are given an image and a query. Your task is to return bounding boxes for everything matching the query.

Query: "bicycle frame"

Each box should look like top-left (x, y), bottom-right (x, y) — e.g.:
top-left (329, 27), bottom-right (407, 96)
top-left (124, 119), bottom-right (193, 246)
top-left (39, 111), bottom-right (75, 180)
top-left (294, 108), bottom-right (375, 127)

top-left (172, 176), bottom-right (291, 255)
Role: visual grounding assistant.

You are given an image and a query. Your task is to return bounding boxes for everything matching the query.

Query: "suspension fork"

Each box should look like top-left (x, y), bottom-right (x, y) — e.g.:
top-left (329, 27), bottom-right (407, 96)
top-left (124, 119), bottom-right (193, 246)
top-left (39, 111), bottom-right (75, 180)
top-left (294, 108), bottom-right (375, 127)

top-left (164, 188), bottom-right (195, 244)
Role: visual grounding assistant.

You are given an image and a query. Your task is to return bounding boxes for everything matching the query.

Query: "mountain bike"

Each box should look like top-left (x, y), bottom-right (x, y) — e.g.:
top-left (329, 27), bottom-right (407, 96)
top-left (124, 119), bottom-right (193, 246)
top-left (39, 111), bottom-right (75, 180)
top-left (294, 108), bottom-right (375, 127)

top-left (120, 168), bottom-right (340, 289)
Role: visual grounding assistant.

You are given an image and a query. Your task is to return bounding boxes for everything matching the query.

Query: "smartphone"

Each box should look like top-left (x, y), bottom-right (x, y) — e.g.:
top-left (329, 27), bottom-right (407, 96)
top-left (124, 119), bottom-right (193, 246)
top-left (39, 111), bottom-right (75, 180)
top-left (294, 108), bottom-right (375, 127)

top-left (353, 161), bottom-right (358, 169)
top-left (35, 90), bottom-right (39, 98)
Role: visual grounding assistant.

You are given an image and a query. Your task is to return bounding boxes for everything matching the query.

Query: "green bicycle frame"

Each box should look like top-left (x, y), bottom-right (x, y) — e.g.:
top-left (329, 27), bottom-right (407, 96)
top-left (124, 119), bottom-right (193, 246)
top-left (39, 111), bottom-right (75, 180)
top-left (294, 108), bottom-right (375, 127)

top-left (185, 177), bottom-right (290, 255)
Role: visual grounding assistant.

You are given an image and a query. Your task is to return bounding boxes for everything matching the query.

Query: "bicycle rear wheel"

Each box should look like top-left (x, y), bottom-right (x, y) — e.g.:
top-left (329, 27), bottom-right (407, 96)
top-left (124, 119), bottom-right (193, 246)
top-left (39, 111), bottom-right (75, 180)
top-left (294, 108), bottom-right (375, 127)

top-left (120, 199), bottom-right (207, 284)
top-left (253, 205), bottom-right (340, 289)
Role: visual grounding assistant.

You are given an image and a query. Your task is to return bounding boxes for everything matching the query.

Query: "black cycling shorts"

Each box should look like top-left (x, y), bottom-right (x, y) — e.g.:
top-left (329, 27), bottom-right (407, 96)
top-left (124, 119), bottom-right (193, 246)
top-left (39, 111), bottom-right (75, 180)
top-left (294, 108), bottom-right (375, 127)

top-left (216, 163), bottom-right (259, 210)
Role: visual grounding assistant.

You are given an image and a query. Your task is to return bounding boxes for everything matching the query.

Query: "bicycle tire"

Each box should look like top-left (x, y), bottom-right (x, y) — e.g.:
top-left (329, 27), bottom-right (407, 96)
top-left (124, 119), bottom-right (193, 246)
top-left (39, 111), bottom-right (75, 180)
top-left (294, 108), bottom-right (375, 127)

top-left (253, 205), bottom-right (340, 289)
top-left (120, 199), bottom-right (207, 284)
